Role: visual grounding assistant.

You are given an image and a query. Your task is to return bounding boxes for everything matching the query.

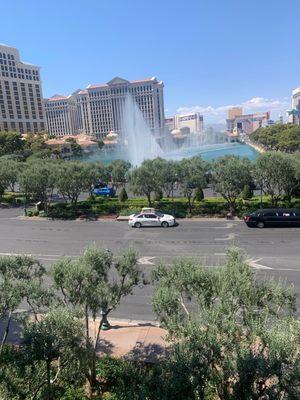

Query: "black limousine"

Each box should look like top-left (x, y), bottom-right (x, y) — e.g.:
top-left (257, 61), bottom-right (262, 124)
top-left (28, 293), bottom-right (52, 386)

top-left (244, 209), bottom-right (300, 228)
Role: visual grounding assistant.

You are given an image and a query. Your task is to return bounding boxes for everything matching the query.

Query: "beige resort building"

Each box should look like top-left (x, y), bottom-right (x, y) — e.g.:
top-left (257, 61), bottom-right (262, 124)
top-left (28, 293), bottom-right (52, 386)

top-left (45, 76), bottom-right (165, 140)
top-left (0, 44), bottom-right (45, 133)
top-left (44, 93), bottom-right (80, 137)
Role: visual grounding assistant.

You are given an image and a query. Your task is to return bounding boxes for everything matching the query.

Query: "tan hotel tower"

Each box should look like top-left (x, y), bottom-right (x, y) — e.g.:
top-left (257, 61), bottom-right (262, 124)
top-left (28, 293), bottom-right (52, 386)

top-left (0, 44), bottom-right (45, 134)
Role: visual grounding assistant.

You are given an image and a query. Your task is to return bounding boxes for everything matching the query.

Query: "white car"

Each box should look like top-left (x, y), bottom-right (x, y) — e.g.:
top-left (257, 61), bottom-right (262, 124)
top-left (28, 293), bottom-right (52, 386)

top-left (128, 211), bottom-right (175, 228)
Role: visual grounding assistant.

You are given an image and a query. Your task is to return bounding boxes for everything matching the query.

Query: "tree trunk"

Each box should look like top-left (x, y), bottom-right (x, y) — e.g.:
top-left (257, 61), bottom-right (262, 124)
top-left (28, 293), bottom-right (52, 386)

top-left (89, 316), bottom-right (104, 397)
top-left (46, 359), bottom-right (52, 400)
top-left (146, 193), bottom-right (152, 206)
top-left (85, 305), bottom-right (89, 348)
top-left (0, 310), bottom-right (12, 356)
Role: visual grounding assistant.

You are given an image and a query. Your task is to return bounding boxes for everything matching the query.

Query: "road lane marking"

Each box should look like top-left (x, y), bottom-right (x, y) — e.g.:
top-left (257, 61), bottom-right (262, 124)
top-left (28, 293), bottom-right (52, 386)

top-left (215, 233), bottom-right (237, 241)
top-left (247, 258), bottom-right (272, 270)
top-left (138, 256), bottom-right (156, 265)
top-left (214, 223), bottom-right (236, 229)
top-left (0, 252), bottom-right (77, 260)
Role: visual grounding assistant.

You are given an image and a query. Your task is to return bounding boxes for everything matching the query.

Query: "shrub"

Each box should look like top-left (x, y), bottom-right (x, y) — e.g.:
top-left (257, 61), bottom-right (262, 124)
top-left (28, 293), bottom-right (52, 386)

top-left (27, 210), bottom-right (34, 217)
top-left (194, 187), bottom-right (204, 202)
top-left (153, 189), bottom-right (163, 202)
top-left (118, 188), bottom-right (128, 202)
top-left (242, 184), bottom-right (253, 200)
top-left (34, 210), bottom-right (39, 216)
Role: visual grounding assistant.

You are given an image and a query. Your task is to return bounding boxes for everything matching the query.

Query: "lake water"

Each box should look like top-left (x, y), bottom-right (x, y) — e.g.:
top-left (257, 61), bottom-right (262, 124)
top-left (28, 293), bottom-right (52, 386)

top-left (82, 142), bottom-right (259, 164)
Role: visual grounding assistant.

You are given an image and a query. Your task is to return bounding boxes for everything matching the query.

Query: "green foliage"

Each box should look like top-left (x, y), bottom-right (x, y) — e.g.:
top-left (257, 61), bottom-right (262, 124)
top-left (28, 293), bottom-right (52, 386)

top-left (129, 159), bottom-right (161, 206)
top-left (194, 187), bottom-right (204, 202)
top-left (212, 155), bottom-right (251, 213)
top-left (0, 159), bottom-right (20, 192)
top-left (0, 132), bottom-right (24, 156)
top-left (153, 189), bottom-right (163, 202)
top-left (65, 137), bottom-right (83, 156)
top-left (118, 187), bottom-right (128, 202)
top-left (51, 246), bottom-right (141, 395)
top-left (106, 159), bottom-right (131, 190)
top-left (241, 183), bottom-right (253, 200)
top-left (151, 248), bottom-right (299, 398)
top-left (254, 151), bottom-right (299, 205)
top-left (0, 254), bottom-right (52, 358)
top-left (251, 123), bottom-right (300, 152)
top-left (177, 156), bottom-right (208, 212)
top-left (24, 132), bottom-right (47, 152)
top-left (56, 162), bottom-right (102, 205)
top-left (18, 160), bottom-right (58, 212)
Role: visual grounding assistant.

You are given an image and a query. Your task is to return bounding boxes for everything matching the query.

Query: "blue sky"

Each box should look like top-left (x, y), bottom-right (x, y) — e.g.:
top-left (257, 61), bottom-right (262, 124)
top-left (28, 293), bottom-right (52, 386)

top-left (1, 0), bottom-right (299, 123)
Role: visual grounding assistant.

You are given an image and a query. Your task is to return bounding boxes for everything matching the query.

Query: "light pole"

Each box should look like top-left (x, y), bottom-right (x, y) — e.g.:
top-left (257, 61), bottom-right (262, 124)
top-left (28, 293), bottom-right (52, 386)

top-left (23, 193), bottom-right (27, 216)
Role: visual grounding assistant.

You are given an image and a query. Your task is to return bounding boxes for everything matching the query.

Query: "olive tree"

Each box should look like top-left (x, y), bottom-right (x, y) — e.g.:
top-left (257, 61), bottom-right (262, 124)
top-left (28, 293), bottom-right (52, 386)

top-left (254, 152), bottom-right (299, 205)
top-left (51, 246), bottom-right (141, 396)
top-left (151, 249), bottom-right (299, 398)
top-left (22, 308), bottom-right (83, 400)
top-left (129, 159), bottom-right (161, 206)
top-left (212, 155), bottom-right (251, 214)
top-left (0, 158), bottom-right (20, 193)
top-left (177, 156), bottom-right (208, 212)
top-left (56, 162), bottom-right (102, 205)
top-left (18, 160), bottom-right (59, 212)
top-left (106, 159), bottom-right (131, 191)
top-left (153, 158), bottom-right (179, 198)
top-left (0, 255), bottom-right (52, 357)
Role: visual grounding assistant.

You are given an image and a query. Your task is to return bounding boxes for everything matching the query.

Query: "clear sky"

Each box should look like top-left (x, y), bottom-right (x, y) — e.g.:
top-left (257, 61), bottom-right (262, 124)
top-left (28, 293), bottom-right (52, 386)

top-left (1, 0), bottom-right (299, 123)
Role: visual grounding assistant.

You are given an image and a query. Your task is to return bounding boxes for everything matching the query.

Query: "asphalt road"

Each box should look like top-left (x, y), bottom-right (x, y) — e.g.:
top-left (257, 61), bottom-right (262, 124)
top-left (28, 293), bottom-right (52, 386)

top-left (0, 208), bottom-right (299, 321)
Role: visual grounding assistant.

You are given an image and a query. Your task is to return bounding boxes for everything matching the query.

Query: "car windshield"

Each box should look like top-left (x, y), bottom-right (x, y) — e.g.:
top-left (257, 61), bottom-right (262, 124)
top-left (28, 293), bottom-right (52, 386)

top-left (155, 212), bottom-right (164, 217)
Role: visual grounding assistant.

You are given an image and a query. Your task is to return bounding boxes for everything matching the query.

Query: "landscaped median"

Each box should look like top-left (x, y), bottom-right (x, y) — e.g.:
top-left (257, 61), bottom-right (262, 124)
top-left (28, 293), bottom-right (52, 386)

top-left (23, 195), bottom-right (300, 220)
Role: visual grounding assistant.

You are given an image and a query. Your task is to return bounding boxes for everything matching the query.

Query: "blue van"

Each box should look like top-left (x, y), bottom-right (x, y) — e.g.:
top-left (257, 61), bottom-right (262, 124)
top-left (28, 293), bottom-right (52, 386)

top-left (92, 187), bottom-right (116, 197)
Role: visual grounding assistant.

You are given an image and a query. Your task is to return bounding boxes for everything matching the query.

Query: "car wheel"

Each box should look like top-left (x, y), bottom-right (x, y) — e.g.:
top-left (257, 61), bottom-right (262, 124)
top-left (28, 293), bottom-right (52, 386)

top-left (134, 222), bottom-right (142, 228)
top-left (161, 221), bottom-right (169, 228)
top-left (257, 221), bottom-right (265, 228)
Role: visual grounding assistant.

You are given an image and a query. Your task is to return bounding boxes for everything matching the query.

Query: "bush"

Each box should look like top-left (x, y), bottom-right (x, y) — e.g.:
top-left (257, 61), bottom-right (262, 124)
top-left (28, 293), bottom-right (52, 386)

top-left (153, 189), bottom-right (163, 202)
top-left (34, 210), bottom-right (39, 216)
top-left (27, 210), bottom-right (34, 217)
top-left (118, 188), bottom-right (128, 202)
top-left (242, 184), bottom-right (253, 200)
top-left (194, 187), bottom-right (204, 202)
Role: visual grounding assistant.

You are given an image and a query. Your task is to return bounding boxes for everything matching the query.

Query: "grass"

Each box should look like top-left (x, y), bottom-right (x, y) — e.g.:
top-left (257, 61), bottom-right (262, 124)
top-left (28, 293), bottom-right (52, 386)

top-left (45, 195), bottom-right (300, 220)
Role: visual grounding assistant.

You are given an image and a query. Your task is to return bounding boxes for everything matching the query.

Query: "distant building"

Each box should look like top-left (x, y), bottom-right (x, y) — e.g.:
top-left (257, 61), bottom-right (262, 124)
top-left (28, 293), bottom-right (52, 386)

top-left (228, 107), bottom-right (243, 120)
top-left (164, 117), bottom-right (175, 132)
top-left (0, 43), bottom-right (46, 134)
top-left (45, 94), bottom-right (80, 136)
top-left (287, 87), bottom-right (300, 125)
top-left (226, 109), bottom-right (270, 135)
top-left (76, 76), bottom-right (165, 139)
top-left (165, 112), bottom-right (204, 134)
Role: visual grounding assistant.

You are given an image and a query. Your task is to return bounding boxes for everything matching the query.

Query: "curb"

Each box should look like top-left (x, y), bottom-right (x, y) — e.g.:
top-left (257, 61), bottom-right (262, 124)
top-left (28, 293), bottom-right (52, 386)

top-left (16, 215), bottom-right (243, 222)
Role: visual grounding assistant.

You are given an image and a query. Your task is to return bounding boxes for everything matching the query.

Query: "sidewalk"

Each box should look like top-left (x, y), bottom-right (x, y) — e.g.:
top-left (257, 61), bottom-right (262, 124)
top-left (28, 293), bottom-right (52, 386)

top-left (90, 318), bottom-right (168, 363)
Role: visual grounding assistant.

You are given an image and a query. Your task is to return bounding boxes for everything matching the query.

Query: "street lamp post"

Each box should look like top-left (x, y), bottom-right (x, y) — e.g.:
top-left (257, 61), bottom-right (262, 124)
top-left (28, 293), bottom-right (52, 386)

top-left (23, 193), bottom-right (27, 216)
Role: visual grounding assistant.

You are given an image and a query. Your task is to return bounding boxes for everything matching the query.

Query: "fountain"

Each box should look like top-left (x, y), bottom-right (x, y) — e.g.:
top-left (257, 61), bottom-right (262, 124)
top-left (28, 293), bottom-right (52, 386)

top-left (121, 94), bottom-right (162, 166)
top-left (82, 94), bottom-right (259, 165)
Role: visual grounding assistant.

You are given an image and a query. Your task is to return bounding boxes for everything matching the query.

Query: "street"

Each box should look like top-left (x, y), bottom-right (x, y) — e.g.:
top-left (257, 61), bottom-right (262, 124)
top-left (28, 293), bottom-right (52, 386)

top-left (0, 208), bottom-right (299, 321)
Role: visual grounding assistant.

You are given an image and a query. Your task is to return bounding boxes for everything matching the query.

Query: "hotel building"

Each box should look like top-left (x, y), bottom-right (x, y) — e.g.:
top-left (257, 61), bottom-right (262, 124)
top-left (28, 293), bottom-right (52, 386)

top-left (0, 44), bottom-right (45, 133)
top-left (45, 94), bottom-right (80, 136)
top-left (226, 108), bottom-right (270, 135)
top-left (165, 112), bottom-right (204, 134)
top-left (76, 76), bottom-right (165, 139)
top-left (287, 87), bottom-right (300, 125)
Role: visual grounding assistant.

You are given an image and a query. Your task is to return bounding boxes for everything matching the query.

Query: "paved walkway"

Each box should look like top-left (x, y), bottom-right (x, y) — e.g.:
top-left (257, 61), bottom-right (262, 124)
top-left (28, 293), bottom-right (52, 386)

top-left (91, 318), bottom-right (168, 363)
